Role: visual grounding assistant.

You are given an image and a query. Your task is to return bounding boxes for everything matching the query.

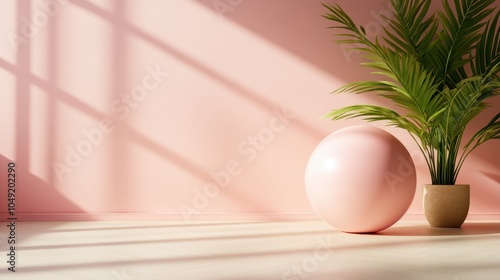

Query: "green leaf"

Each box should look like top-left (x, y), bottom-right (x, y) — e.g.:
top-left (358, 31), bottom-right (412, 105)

top-left (322, 0), bottom-right (500, 185)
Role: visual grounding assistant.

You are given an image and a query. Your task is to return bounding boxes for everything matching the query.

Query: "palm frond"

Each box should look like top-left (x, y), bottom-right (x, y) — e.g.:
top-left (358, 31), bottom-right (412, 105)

top-left (324, 105), bottom-right (421, 134)
top-left (322, 3), bottom-right (374, 52)
top-left (432, 0), bottom-right (496, 87)
top-left (383, 0), bottom-right (437, 59)
top-left (322, 0), bottom-right (500, 185)
top-left (466, 112), bottom-right (500, 149)
top-left (472, 9), bottom-right (500, 75)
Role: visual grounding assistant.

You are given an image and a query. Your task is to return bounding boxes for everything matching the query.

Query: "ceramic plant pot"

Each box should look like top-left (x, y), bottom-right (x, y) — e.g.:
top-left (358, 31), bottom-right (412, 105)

top-left (423, 184), bottom-right (470, 228)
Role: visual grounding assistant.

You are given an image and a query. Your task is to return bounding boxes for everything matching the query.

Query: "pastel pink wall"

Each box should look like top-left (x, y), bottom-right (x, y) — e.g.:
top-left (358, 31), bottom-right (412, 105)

top-left (0, 0), bottom-right (499, 221)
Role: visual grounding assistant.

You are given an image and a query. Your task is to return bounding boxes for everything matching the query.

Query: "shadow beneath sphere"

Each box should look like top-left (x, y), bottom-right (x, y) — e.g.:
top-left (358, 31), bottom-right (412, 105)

top-left (376, 222), bottom-right (500, 236)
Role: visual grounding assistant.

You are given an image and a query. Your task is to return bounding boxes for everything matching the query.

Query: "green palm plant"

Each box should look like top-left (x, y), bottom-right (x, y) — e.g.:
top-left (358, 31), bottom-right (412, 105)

top-left (323, 0), bottom-right (500, 185)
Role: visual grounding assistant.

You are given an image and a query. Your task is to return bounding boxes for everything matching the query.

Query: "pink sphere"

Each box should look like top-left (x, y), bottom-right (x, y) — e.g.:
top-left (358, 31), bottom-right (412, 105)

top-left (305, 125), bottom-right (416, 233)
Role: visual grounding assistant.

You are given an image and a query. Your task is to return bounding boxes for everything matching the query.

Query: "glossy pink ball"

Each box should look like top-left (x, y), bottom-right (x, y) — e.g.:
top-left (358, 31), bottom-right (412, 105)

top-left (305, 125), bottom-right (416, 233)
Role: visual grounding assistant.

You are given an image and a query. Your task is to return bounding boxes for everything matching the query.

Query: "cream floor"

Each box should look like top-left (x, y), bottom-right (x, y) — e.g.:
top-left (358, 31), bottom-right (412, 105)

top-left (1, 220), bottom-right (500, 280)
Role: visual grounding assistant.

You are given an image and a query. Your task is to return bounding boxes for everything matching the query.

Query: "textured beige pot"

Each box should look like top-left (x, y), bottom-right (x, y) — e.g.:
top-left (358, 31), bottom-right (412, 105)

top-left (423, 184), bottom-right (470, 228)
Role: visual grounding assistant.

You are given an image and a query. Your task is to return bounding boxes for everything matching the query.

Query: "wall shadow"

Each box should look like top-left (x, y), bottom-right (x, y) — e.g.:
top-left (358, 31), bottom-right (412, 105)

top-left (195, 0), bottom-right (388, 83)
top-left (2, 0), bottom-right (303, 217)
top-left (3, 0), bottom-right (498, 220)
top-left (0, 154), bottom-right (82, 217)
top-left (0, 1), bottom-right (84, 220)
top-left (194, 0), bottom-right (500, 148)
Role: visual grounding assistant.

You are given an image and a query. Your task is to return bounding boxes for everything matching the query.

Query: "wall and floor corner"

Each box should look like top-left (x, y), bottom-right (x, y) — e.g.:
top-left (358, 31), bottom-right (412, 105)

top-left (0, 0), bottom-right (499, 222)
